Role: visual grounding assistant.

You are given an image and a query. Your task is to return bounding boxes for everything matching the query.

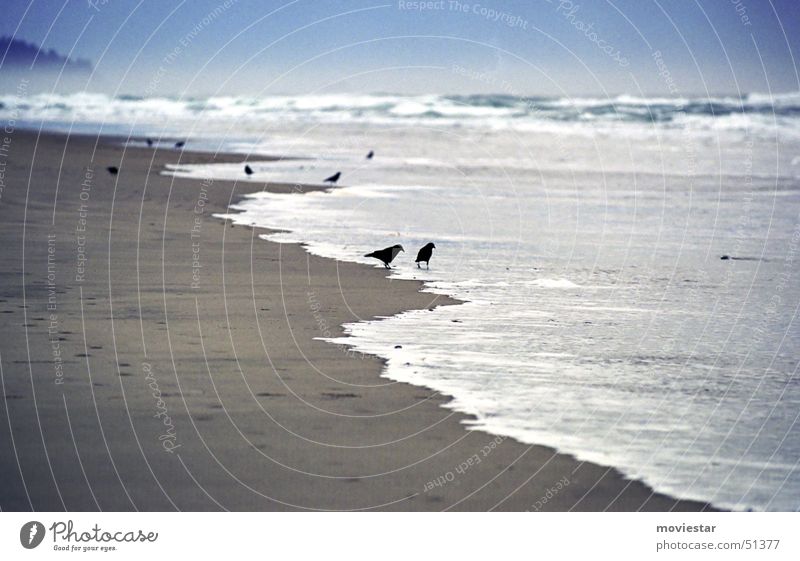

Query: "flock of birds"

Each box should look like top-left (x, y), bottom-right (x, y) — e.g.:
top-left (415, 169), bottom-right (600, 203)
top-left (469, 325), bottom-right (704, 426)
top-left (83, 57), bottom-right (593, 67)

top-left (108, 141), bottom-right (438, 270)
top-left (244, 148), bottom-right (438, 270)
top-left (106, 138), bottom-right (744, 268)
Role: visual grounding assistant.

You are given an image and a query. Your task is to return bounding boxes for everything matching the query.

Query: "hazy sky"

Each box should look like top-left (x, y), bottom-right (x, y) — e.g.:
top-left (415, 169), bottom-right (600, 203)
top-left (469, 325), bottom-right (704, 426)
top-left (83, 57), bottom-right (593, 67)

top-left (2, 0), bottom-right (799, 97)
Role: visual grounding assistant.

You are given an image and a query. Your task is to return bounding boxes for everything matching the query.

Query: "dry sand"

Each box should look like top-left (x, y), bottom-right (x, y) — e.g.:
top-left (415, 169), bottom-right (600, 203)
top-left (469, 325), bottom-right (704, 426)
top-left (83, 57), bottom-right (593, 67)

top-left (0, 130), bottom-right (713, 511)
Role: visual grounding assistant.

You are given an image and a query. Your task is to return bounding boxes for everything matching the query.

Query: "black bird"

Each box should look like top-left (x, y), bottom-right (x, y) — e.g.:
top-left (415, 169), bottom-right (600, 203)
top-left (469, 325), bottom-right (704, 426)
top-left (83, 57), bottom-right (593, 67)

top-left (415, 242), bottom-right (436, 269)
top-left (244, 164), bottom-right (254, 175)
top-left (174, 141), bottom-right (185, 149)
top-left (365, 244), bottom-right (404, 269)
top-left (324, 171), bottom-right (341, 184)
top-left (146, 138), bottom-right (153, 147)
top-left (366, 150), bottom-right (374, 159)
top-left (107, 166), bottom-right (118, 175)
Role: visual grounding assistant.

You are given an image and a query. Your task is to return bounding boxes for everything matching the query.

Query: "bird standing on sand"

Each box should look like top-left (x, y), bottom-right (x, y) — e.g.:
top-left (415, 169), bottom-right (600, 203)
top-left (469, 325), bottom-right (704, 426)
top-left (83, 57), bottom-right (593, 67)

top-left (107, 166), bottom-right (118, 175)
top-left (415, 242), bottom-right (436, 269)
top-left (324, 171), bottom-right (341, 184)
top-left (366, 150), bottom-right (374, 159)
top-left (244, 164), bottom-right (254, 175)
top-left (146, 138), bottom-right (153, 147)
top-left (174, 141), bottom-right (185, 149)
top-left (365, 244), bottom-right (404, 269)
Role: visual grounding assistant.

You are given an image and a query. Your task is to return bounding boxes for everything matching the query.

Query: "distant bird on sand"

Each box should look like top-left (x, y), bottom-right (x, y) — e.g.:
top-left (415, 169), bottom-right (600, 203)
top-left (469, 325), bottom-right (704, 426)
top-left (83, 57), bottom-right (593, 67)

top-left (107, 166), bottom-right (118, 175)
top-left (366, 150), bottom-right (374, 159)
top-left (146, 138), bottom-right (153, 147)
top-left (324, 171), bottom-right (341, 184)
top-left (174, 141), bottom-right (185, 149)
top-left (415, 242), bottom-right (436, 269)
top-left (244, 164), bottom-right (254, 175)
top-left (365, 244), bottom-right (404, 269)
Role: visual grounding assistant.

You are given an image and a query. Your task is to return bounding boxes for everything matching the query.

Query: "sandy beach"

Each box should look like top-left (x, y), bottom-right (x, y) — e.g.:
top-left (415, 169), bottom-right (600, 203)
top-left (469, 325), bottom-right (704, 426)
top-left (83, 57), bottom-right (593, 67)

top-left (0, 130), bottom-right (714, 511)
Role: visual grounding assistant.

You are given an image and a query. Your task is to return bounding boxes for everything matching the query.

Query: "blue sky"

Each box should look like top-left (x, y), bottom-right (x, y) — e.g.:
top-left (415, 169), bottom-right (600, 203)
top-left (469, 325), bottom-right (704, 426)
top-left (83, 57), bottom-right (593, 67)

top-left (2, 0), bottom-right (799, 96)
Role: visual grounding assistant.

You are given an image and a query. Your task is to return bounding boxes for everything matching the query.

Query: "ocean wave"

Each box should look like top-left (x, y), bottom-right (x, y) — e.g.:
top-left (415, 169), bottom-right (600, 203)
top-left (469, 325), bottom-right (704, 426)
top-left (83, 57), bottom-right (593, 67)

top-left (2, 91), bottom-right (799, 138)
top-left (528, 278), bottom-right (582, 289)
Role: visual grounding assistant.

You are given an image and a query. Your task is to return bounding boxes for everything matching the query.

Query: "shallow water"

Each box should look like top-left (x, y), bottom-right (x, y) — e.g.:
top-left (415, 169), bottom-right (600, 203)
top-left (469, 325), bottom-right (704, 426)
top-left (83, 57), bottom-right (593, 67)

top-left (188, 121), bottom-right (800, 511)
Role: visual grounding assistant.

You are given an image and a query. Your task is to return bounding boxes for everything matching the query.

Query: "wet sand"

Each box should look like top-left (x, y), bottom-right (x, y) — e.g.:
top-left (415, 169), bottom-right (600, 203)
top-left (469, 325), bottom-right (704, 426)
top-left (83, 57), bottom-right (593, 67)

top-left (0, 130), bottom-right (713, 511)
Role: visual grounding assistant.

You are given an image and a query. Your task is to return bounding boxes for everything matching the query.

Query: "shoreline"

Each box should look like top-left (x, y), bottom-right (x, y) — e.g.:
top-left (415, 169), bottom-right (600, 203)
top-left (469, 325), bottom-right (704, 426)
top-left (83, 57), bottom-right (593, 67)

top-left (0, 129), bottom-right (715, 511)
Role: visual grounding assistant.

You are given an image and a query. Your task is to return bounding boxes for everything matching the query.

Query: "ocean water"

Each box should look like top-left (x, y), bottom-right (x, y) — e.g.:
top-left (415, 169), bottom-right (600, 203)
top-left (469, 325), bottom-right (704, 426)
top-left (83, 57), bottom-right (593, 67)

top-left (3, 91), bottom-right (800, 143)
top-left (8, 92), bottom-right (800, 510)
